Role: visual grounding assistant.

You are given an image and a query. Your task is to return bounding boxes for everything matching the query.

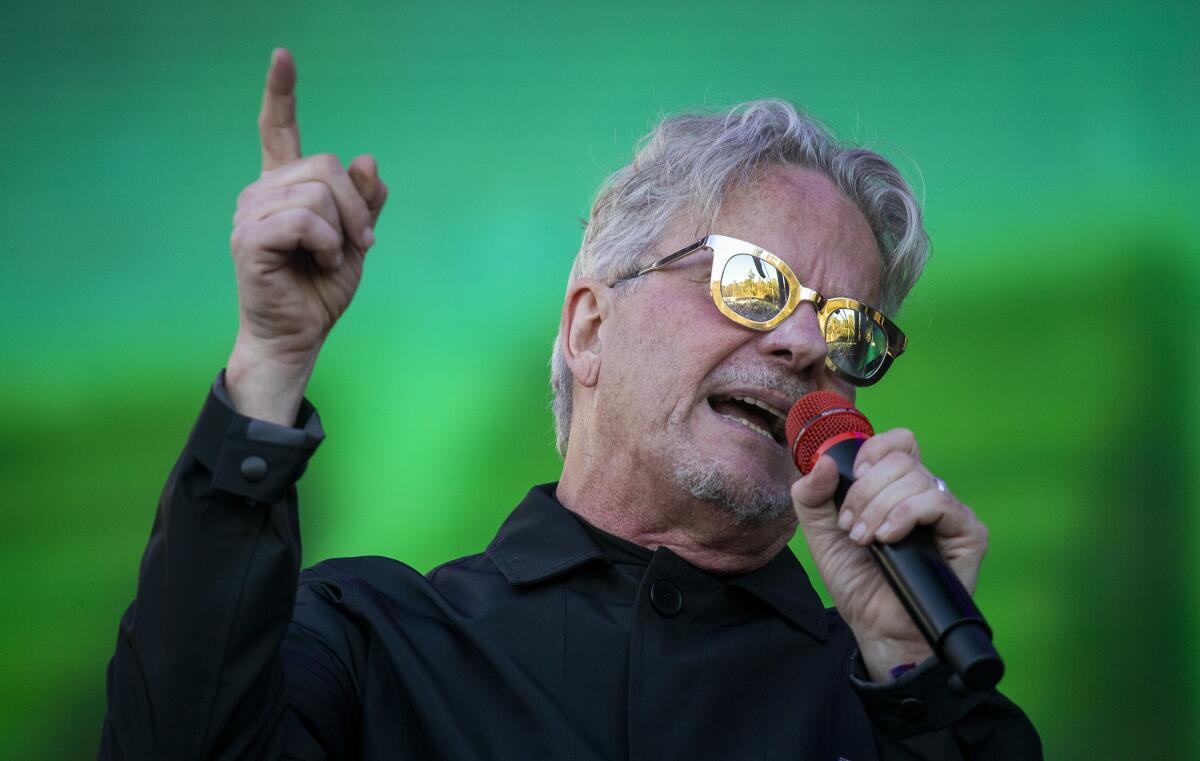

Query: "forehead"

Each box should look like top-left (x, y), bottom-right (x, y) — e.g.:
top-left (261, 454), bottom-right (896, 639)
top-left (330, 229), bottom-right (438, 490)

top-left (710, 165), bottom-right (882, 302)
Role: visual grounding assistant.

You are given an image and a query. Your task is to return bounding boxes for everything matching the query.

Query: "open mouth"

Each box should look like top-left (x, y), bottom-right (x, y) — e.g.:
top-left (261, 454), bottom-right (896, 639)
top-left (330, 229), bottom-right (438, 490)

top-left (707, 394), bottom-right (788, 446)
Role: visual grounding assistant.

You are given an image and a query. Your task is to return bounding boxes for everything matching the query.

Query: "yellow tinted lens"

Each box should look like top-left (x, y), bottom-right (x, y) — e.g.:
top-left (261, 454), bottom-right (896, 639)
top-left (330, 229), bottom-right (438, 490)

top-left (825, 307), bottom-right (888, 378)
top-left (720, 254), bottom-right (788, 322)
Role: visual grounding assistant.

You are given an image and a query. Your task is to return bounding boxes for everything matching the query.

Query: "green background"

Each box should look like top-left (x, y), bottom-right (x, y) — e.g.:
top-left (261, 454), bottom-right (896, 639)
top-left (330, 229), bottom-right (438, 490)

top-left (2, 1), bottom-right (1197, 758)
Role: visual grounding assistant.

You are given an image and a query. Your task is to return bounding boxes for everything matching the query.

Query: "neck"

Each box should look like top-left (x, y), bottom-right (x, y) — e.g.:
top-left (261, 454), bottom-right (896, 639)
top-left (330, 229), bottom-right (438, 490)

top-left (556, 451), bottom-right (796, 575)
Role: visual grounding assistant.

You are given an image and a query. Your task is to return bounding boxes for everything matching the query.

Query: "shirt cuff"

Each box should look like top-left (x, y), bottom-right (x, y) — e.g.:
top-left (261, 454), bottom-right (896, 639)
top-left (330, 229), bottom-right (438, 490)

top-left (183, 370), bottom-right (326, 502)
top-left (850, 651), bottom-right (993, 739)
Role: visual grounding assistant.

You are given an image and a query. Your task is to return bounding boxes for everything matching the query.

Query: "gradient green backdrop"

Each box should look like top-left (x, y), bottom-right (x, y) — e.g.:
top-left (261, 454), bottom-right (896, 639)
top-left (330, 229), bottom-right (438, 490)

top-left (1, 2), bottom-right (1197, 758)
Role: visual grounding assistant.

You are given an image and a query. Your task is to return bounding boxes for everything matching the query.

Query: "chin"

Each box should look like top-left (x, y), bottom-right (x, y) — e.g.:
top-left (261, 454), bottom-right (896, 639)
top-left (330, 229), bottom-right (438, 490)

top-left (668, 444), bottom-right (795, 526)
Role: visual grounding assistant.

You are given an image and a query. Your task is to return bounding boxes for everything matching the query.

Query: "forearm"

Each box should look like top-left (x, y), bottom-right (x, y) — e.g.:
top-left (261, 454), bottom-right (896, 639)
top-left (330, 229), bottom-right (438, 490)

top-left (100, 375), bottom-right (323, 760)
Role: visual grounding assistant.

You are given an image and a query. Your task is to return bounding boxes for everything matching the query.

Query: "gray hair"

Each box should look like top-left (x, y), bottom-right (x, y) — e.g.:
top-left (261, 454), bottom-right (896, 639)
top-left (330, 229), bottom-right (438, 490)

top-left (549, 99), bottom-right (930, 458)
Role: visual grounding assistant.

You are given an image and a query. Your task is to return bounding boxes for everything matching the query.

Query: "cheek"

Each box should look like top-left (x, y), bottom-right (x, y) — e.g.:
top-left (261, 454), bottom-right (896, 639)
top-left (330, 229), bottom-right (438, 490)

top-left (605, 306), bottom-right (701, 406)
top-left (610, 281), bottom-right (750, 401)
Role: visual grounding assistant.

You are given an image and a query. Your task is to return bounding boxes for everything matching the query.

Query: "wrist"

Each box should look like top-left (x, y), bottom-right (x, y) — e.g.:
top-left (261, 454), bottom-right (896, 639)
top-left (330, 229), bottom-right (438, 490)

top-left (225, 336), bottom-right (319, 426)
top-left (857, 637), bottom-right (934, 684)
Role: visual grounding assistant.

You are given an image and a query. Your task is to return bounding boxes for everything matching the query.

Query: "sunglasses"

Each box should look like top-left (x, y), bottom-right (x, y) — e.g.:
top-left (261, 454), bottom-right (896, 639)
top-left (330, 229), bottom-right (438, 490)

top-left (616, 234), bottom-right (907, 386)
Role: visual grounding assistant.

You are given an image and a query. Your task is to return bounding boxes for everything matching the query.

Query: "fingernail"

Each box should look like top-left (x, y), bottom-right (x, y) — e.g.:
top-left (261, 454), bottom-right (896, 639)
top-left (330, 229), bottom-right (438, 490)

top-left (850, 521), bottom-right (866, 542)
top-left (837, 509), bottom-right (854, 531)
top-left (877, 521), bottom-right (892, 539)
top-left (362, 227), bottom-right (375, 248)
top-left (854, 462), bottom-right (871, 479)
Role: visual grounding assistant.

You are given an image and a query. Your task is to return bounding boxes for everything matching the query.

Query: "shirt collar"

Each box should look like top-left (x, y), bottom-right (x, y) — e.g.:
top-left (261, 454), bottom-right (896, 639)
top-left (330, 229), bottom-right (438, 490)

top-left (486, 483), bottom-right (610, 585)
top-left (487, 483), bottom-right (829, 642)
top-left (725, 545), bottom-right (830, 641)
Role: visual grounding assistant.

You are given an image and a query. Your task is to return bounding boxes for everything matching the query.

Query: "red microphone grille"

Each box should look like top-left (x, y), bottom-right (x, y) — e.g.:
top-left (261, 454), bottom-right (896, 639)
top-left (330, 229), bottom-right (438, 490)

top-left (785, 391), bottom-right (874, 475)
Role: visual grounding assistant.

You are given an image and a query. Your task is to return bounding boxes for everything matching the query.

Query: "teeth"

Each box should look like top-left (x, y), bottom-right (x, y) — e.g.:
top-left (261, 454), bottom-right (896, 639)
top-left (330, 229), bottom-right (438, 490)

top-left (729, 395), bottom-right (786, 421)
top-left (712, 393), bottom-right (787, 444)
top-left (720, 413), bottom-right (776, 442)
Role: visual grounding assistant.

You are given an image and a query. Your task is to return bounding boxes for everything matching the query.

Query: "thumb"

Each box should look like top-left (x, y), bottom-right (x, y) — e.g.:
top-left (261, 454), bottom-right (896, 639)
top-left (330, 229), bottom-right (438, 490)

top-left (791, 455), bottom-right (848, 558)
top-left (791, 454), bottom-right (839, 513)
top-left (348, 154), bottom-right (388, 225)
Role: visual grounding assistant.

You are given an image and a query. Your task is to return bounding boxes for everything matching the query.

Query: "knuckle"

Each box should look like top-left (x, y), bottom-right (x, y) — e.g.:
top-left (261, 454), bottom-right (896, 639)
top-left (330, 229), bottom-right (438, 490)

top-left (296, 208), bottom-right (320, 234)
top-left (315, 184), bottom-right (339, 213)
top-left (308, 214), bottom-right (341, 248)
top-left (841, 484), bottom-right (866, 514)
top-left (881, 498), bottom-right (911, 528)
top-left (790, 480), bottom-right (806, 502)
top-left (858, 495), bottom-right (885, 523)
top-left (905, 469), bottom-right (932, 491)
top-left (352, 193), bottom-right (370, 218)
top-left (314, 153), bottom-right (342, 175)
top-left (974, 516), bottom-right (989, 544)
top-left (236, 183), bottom-right (257, 207)
top-left (229, 224), bottom-right (248, 251)
top-left (289, 181), bottom-right (325, 207)
top-left (879, 449), bottom-right (913, 470)
top-left (890, 495), bottom-right (914, 518)
top-left (891, 427), bottom-right (917, 450)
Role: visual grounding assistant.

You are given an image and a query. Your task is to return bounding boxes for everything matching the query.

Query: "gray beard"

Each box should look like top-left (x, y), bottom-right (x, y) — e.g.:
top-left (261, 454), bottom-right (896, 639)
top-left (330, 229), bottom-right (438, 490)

top-left (669, 450), bottom-right (794, 525)
top-left (665, 361), bottom-right (812, 525)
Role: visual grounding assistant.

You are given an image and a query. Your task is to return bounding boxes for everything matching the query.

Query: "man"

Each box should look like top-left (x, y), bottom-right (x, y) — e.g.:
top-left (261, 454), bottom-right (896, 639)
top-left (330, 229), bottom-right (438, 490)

top-left (101, 49), bottom-right (1040, 760)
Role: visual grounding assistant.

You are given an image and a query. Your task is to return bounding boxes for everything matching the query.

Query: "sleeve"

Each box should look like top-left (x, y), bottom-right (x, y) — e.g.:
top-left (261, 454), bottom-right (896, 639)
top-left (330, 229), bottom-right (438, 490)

top-left (850, 654), bottom-right (1043, 760)
top-left (98, 371), bottom-right (355, 761)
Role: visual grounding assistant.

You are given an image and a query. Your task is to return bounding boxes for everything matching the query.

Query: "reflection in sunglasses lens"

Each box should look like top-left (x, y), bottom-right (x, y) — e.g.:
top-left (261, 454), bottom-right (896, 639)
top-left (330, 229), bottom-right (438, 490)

top-left (825, 307), bottom-right (887, 378)
top-left (721, 255), bottom-right (787, 322)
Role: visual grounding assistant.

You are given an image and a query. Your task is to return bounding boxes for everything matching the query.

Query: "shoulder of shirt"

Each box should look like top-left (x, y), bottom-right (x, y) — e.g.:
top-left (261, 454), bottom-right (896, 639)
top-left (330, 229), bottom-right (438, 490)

top-left (299, 552), bottom-right (501, 591)
top-left (298, 555), bottom-right (427, 598)
top-left (426, 551), bottom-right (500, 583)
top-left (294, 553), bottom-right (508, 625)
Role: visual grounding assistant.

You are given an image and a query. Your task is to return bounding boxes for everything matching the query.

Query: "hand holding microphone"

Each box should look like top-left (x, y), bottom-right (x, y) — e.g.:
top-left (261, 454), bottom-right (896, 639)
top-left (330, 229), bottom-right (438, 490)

top-left (788, 392), bottom-right (1002, 691)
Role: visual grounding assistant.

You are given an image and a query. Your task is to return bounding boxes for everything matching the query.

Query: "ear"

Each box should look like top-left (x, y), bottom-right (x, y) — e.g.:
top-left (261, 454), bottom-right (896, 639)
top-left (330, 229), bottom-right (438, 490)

top-left (560, 278), bottom-right (609, 389)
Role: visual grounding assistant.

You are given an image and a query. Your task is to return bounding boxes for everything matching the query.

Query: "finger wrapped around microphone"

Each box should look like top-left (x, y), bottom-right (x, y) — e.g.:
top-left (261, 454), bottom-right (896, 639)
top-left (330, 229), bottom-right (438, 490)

top-left (787, 391), bottom-right (1002, 692)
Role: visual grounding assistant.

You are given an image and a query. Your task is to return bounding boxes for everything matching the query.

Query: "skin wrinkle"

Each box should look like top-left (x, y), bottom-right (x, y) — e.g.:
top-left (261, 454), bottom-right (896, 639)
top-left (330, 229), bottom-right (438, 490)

top-left (669, 361), bottom-right (813, 525)
top-left (551, 102), bottom-right (931, 458)
top-left (557, 166), bottom-right (883, 575)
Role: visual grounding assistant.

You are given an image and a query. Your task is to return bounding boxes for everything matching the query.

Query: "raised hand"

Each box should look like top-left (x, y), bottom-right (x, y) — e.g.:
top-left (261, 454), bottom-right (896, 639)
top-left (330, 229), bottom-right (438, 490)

top-left (226, 49), bottom-right (388, 424)
top-left (790, 428), bottom-right (989, 682)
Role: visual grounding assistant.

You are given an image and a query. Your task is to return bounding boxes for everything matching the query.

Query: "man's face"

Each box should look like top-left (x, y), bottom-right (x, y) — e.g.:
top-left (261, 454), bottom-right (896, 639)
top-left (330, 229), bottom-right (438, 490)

top-left (593, 165), bottom-right (883, 524)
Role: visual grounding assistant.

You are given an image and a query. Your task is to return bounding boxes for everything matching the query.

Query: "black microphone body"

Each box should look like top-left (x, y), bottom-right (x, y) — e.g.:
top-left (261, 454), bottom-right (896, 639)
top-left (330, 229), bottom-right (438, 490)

top-left (824, 437), bottom-right (1004, 692)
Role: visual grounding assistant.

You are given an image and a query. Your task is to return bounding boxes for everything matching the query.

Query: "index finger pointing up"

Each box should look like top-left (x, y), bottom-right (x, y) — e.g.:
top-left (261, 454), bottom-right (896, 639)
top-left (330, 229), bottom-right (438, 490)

top-left (258, 48), bottom-right (302, 171)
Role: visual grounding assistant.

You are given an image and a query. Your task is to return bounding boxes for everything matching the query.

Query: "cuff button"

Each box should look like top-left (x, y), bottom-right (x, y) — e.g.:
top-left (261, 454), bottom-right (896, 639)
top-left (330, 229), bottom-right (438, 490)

top-left (240, 455), bottom-right (269, 483)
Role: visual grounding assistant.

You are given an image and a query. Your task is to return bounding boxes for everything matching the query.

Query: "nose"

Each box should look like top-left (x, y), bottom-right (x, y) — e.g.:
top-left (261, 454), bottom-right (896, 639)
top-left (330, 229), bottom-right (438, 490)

top-left (757, 302), bottom-right (829, 379)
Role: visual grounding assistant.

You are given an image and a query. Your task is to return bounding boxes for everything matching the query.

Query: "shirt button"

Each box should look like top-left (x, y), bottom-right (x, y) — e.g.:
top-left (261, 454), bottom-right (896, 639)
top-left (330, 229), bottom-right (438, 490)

top-left (240, 455), bottom-right (269, 483)
top-left (897, 697), bottom-right (926, 723)
top-left (649, 580), bottom-right (682, 616)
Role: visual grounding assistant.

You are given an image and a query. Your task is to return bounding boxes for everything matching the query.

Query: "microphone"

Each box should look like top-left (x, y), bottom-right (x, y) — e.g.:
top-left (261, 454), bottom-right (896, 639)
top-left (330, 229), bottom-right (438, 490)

top-left (786, 391), bottom-right (1003, 692)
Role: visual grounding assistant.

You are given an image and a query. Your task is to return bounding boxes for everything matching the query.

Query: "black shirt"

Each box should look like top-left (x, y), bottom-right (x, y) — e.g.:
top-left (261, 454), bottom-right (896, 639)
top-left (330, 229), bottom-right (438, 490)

top-left (100, 375), bottom-right (1041, 760)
